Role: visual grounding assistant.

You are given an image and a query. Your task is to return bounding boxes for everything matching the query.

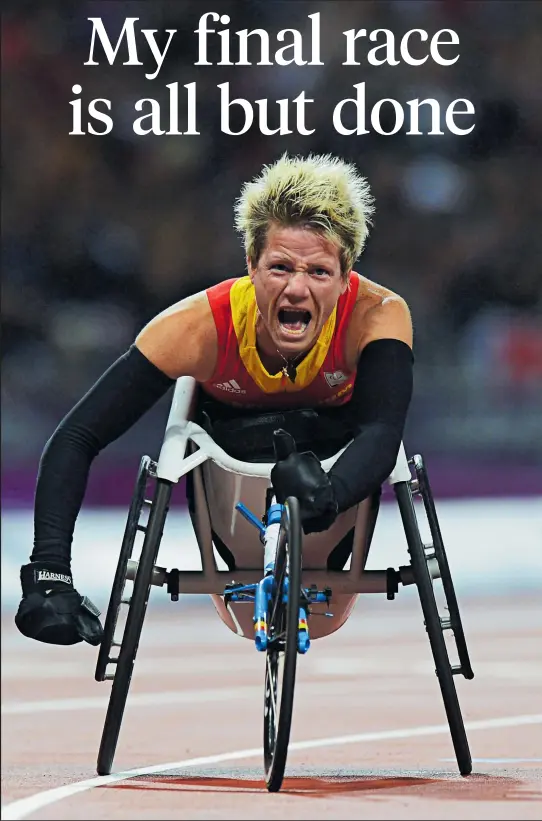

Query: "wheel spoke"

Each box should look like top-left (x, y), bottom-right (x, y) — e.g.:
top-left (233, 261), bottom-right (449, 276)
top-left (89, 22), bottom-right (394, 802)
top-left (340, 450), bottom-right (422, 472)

top-left (266, 654), bottom-right (278, 725)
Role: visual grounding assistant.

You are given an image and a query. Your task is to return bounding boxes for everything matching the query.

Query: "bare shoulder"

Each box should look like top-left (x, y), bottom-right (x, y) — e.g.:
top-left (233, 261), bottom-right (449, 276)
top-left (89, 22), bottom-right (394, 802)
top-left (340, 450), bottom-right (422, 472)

top-left (135, 290), bottom-right (217, 380)
top-left (349, 272), bottom-right (413, 356)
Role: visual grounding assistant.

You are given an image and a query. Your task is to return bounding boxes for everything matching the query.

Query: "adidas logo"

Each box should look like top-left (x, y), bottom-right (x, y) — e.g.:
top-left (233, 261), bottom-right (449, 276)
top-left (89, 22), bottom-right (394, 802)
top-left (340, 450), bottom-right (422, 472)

top-left (213, 379), bottom-right (246, 394)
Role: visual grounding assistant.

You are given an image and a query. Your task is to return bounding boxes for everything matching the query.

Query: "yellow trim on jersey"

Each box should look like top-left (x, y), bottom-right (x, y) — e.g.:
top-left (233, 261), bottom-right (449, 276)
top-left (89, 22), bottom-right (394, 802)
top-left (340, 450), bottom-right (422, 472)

top-left (230, 277), bottom-right (336, 394)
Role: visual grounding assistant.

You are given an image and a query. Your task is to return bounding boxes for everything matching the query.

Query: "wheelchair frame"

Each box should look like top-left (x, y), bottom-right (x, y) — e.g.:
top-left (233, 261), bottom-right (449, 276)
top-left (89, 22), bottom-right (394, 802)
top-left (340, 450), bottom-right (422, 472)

top-left (95, 376), bottom-right (474, 782)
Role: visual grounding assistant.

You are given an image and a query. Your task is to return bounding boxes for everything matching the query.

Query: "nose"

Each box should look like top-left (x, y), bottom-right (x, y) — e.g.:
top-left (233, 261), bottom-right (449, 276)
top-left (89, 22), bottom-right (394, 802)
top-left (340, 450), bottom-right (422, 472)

top-left (283, 271), bottom-right (310, 299)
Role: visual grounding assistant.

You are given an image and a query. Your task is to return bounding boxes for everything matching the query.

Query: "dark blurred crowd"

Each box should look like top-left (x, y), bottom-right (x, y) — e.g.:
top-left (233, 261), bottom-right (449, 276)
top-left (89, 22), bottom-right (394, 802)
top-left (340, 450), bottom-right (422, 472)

top-left (2, 0), bottom-right (542, 468)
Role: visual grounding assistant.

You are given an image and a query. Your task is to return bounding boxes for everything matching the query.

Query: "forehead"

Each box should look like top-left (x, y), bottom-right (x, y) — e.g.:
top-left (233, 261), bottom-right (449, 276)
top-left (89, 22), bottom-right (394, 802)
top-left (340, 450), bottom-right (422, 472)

top-left (262, 225), bottom-right (340, 263)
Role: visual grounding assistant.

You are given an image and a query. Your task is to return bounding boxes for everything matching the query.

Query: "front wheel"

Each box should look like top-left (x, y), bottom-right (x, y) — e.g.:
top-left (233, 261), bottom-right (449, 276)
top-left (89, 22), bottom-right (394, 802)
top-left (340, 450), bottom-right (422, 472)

top-left (264, 496), bottom-right (302, 793)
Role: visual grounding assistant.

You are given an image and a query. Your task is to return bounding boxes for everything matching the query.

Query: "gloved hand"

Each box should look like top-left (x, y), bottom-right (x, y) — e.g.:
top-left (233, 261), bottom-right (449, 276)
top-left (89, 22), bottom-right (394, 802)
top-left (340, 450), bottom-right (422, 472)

top-left (271, 429), bottom-right (338, 534)
top-left (15, 561), bottom-right (103, 646)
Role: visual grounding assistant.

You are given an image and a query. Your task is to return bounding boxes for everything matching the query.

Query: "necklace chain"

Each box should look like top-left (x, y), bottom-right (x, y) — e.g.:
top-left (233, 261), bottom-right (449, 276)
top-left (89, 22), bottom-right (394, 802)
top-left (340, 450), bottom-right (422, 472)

top-left (275, 347), bottom-right (304, 383)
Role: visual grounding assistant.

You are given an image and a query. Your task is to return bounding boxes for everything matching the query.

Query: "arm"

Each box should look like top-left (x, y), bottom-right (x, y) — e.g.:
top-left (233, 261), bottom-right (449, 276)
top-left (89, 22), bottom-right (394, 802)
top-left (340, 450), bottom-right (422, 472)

top-left (329, 296), bottom-right (413, 512)
top-left (31, 291), bottom-right (217, 567)
top-left (17, 292), bottom-right (218, 644)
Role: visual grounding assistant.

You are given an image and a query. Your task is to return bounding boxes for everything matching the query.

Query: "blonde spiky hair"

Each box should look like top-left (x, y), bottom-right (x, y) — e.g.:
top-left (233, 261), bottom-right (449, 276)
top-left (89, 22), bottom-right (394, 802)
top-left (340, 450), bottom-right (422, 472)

top-left (234, 153), bottom-right (375, 275)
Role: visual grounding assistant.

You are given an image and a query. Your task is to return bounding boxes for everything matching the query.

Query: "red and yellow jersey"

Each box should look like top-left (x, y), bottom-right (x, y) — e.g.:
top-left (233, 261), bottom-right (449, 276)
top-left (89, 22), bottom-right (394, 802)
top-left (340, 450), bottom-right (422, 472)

top-left (201, 274), bottom-right (360, 409)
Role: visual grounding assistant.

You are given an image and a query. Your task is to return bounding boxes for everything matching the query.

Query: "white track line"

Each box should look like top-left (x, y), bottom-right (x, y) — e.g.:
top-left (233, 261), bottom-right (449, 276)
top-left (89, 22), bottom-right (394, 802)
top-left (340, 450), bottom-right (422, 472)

top-left (2, 713), bottom-right (541, 820)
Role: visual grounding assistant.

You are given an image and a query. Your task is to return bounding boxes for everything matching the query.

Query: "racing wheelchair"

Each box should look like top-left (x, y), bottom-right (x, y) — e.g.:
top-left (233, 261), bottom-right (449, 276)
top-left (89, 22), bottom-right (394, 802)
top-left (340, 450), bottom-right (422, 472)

top-left (94, 376), bottom-right (474, 792)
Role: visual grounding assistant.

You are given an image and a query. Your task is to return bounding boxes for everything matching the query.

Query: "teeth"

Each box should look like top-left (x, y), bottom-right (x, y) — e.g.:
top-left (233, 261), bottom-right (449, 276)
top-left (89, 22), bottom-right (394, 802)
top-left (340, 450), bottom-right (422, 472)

top-left (279, 321), bottom-right (308, 335)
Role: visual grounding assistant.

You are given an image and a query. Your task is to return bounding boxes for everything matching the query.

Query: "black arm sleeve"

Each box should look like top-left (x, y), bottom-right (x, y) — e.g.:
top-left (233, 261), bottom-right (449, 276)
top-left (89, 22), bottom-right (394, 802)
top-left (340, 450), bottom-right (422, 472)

top-left (328, 338), bottom-right (414, 513)
top-left (31, 345), bottom-right (174, 566)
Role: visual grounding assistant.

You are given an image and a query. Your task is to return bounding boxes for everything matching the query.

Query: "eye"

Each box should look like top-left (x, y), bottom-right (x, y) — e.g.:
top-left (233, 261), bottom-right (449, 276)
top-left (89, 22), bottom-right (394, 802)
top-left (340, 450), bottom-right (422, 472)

top-left (271, 263), bottom-right (291, 273)
top-left (312, 267), bottom-right (330, 277)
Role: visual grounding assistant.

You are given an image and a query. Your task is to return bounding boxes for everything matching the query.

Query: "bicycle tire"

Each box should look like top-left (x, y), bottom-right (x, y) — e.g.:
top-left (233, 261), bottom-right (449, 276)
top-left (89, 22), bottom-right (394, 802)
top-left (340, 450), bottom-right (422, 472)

top-left (395, 481), bottom-right (472, 776)
top-left (96, 479), bottom-right (171, 776)
top-left (264, 496), bottom-right (302, 793)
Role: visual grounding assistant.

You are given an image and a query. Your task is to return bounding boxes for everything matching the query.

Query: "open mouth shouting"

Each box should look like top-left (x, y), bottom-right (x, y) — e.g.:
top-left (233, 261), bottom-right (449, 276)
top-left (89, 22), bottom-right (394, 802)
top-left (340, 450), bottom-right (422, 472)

top-left (277, 307), bottom-right (312, 338)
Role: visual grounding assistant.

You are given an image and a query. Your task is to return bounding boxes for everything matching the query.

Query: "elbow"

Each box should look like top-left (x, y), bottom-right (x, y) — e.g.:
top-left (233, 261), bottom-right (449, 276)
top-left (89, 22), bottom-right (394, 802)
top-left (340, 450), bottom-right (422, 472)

top-left (380, 433), bottom-right (403, 481)
top-left (368, 421), bottom-right (404, 474)
top-left (41, 419), bottom-right (102, 464)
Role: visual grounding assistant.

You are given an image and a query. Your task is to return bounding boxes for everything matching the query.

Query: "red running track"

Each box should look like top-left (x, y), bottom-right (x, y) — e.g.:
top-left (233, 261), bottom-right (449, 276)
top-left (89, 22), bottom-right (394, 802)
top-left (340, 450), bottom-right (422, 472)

top-left (2, 591), bottom-right (541, 819)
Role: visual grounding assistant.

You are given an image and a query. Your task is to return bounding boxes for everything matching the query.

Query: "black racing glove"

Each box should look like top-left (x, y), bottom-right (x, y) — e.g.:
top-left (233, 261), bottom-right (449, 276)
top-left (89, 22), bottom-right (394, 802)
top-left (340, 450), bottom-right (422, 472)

top-left (271, 429), bottom-right (338, 535)
top-left (15, 561), bottom-right (103, 646)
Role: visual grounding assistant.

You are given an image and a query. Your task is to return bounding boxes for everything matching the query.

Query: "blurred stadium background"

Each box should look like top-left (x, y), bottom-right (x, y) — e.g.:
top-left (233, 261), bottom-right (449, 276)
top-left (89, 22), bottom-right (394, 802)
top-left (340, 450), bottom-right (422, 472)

top-left (2, 0), bottom-right (541, 604)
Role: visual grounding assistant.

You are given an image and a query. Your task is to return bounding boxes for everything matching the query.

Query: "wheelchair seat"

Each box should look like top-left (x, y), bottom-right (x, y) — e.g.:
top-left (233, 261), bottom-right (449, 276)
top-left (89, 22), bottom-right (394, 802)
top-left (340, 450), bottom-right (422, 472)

top-left (184, 388), bottom-right (378, 640)
top-left (189, 391), bottom-right (381, 571)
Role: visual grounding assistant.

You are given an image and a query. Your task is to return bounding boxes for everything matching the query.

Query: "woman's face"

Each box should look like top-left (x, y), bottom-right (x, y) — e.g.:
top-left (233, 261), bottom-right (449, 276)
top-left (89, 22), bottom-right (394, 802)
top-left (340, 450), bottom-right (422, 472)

top-left (248, 224), bottom-right (347, 357)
